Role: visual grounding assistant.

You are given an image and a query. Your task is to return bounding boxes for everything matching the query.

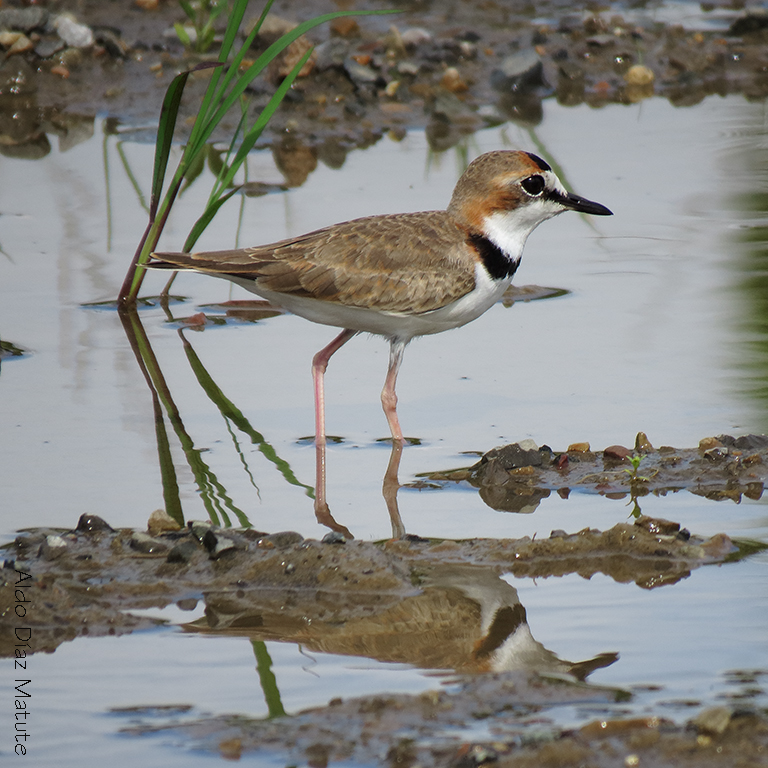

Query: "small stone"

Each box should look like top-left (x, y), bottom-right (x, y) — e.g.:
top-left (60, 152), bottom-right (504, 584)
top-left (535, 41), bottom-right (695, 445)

top-left (604, 445), bottom-right (631, 460)
top-left (260, 531), bottom-right (304, 548)
top-left (634, 515), bottom-right (680, 535)
top-left (39, 535), bottom-right (67, 560)
top-left (330, 17), bottom-right (359, 38)
top-left (147, 508), bottom-right (181, 535)
top-left (490, 49), bottom-right (545, 92)
top-left (699, 436), bottom-right (724, 451)
top-left (274, 36), bottom-right (316, 80)
top-left (6, 35), bottom-right (34, 56)
top-left (558, 61), bottom-right (584, 80)
top-left (383, 26), bottom-right (406, 57)
top-left (76, 514), bottom-right (114, 533)
top-left (400, 27), bottom-right (432, 48)
top-left (731, 434), bottom-right (768, 450)
top-left (624, 64), bottom-right (654, 86)
top-left (344, 56), bottom-right (380, 85)
top-left (635, 431), bottom-right (654, 452)
top-left (397, 60), bottom-right (420, 76)
top-left (95, 28), bottom-right (130, 58)
top-left (384, 80), bottom-right (400, 97)
top-left (130, 532), bottom-right (168, 554)
top-left (691, 706), bottom-right (732, 735)
top-left (314, 38), bottom-right (349, 70)
top-left (441, 66), bottom-right (468, 92)
top-left (0, 8), bottom-right (49, 34)
top-left (189, 521), bottom-right (213, 541)
top-left (567, 442), bottom-right (591, 453)
top-left (0, 32), bottom-right (24, 49)
top-left (53, 14), bottom-right (95, 49)
top-left (166, 541), bottom-right (199, 564)
top-left (34, 36), bottom-right (65, 58)
top-left (322, 531), bottom-right (347, 544)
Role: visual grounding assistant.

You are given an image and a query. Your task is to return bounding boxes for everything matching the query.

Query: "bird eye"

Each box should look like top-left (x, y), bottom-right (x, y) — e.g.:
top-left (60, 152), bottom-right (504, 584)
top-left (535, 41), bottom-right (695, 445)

top-left (521, 175), bottom-right (545, 196)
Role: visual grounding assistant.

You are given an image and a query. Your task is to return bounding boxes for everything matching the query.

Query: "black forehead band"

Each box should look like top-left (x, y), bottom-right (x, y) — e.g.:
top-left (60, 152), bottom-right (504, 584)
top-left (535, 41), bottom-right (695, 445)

top-left (523, 152), bottom-right (552, 172)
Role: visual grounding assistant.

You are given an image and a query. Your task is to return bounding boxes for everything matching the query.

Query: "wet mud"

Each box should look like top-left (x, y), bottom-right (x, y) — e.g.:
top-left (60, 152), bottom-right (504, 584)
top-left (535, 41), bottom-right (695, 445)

top-left (2, 1), bottom-right (768, 163)
top-left (1, 428), bottom-right (766, 766)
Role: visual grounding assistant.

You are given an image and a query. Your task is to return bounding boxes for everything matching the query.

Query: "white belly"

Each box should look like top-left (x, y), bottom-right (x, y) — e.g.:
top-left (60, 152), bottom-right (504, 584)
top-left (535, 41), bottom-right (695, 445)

top-left (228, 263), bottom-right (510, 341)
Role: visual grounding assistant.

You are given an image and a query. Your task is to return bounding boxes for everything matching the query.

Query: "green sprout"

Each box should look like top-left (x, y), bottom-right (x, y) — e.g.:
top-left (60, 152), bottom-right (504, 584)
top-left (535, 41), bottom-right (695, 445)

top-left (624, 453), bottom-right (650, 483)
top-left (175, 0), bottom-right (228, 54)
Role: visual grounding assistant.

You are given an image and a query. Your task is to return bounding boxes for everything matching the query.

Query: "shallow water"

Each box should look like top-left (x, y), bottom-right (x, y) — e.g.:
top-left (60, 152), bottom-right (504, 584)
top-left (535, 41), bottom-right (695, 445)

top-left (1, 91), bottom-right (768, 764)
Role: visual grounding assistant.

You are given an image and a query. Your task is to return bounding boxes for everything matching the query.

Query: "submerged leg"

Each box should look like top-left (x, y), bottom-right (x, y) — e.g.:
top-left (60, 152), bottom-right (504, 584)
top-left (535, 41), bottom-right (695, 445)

top-left (381, 338), bottom-right (407, 443)
top-left (311, 328), bottom-right (356, 446)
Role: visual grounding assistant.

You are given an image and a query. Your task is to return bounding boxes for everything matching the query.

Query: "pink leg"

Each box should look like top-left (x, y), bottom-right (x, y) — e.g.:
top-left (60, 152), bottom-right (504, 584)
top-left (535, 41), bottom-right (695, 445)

top-left (312, 329), bottom-right (356, 446)
top-left (381, 339), bottom-right (407, 443)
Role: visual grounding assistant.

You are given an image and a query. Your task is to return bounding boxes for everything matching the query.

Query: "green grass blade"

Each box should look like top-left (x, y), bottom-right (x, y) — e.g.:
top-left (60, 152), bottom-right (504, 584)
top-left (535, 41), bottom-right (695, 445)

top-left (152, 70), bottom-right (194, 217)
top-left (182, 187), bottom-right (238, 253)
top-left (216, 48), bottom-right (312, 195)
top-left (152, 63), bottom-right (220, 217)
top-left (181, 333), bottom-right (314, 497)
top-left (179, 0), bottom-right (196, 22)
top-left (187, 0), bottom-right (258, 151)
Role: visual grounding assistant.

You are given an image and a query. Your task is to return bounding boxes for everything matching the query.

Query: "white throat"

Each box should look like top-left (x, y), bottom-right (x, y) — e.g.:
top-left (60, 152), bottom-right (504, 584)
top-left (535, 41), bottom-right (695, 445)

top-left (482, 200), bottom-right (563, 261)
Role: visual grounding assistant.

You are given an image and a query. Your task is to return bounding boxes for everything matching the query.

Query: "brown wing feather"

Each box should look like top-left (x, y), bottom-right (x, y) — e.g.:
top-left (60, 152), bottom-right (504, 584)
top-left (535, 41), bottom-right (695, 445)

top-left (150, 212), bottom-right (476, 314)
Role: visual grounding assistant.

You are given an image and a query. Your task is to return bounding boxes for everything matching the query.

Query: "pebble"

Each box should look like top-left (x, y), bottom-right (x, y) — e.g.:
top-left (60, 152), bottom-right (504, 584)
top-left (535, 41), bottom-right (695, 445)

top-left (0, 8), bottom-right (48, 33)
top-left (567, 442), bottom-right (591, 453)
top-left (441, 66), bottom-right (468, 92)
top-left (482, 442), bottom-right (544, 470)
top-left (397, 60), bottom-right (420, 76)
top-left (130, 532), bottom-right (168, 554)
top-left (330, 17), bottom-right (359, 38)
top-left (603, 445), bottom-right (631, 460)
top-left (76, 513), bottom-right (114, 533)
top-left (53, 14), bottom-right (95, 49)
top-left (691, 705), bottom-right (733, 735)
top-left (720, 433), bottom-right (768, 450)
top-left (39, 535), bottom-right (67, 561)
top-left (635, 431), bottom-right (654, 452)
top-left (698, 436), bottom-right (724, 451)
top-left (490, 49), bottom-right (545, 92)
top-left (343, 56), bottom-right (380, 85)
top-left (322, 531), bottom-right (347, 544)
top-left (147, 508), bottom-right (181, 535)
top-left (34, 36), bottom-right (65, 59)
top-left (189, 520), bottom-right (213, 541)
top-left (624, 64), bottom-right (654, 85)
top-left (166, 540), bottom-right (199, 564)
top-left (634, 515), bottom-right (680, 535)
top-left (314, 38), bottom-right (349, 70)
top-left (0, 31), bottom-right (24, 48)
top-left (5, 34), bottom-right (34, 57)
top-left (202, 531), bottom-right (237, 558)
top-left (401, 27), bottom-right (432, 48)
top-left (259, 531), bottom-right (304, 548)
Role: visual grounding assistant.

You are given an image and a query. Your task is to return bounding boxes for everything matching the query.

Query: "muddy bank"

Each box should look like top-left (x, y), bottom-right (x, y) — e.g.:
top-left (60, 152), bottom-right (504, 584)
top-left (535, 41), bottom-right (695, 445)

top-left (2, 430), bottom-right (766, 765)
top-left (426, 432), bottom-right (768, 513)
top-left (121, 684), bottom-right (768, 767)
top-left (0, 497), bottom-right (763, 766)
top-left (2, 1), bottom-right (768, 162)
top-left (0, 505), bottom-right (741, 658)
